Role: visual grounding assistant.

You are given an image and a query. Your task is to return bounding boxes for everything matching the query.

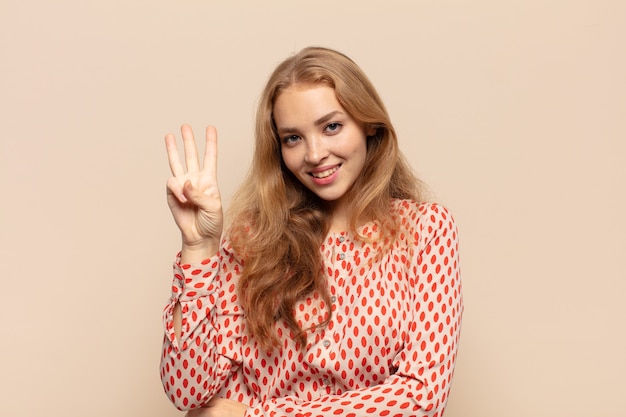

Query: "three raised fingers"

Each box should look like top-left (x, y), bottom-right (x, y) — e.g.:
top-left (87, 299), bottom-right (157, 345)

top-left (165, 124), bottom-right (218, 175)
top-left (165, 125), bottom-right (218, 203)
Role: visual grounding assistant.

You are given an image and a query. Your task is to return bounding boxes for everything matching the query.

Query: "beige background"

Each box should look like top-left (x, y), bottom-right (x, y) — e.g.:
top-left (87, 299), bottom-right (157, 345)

top-left (1, 1), bottom-right (624, 416)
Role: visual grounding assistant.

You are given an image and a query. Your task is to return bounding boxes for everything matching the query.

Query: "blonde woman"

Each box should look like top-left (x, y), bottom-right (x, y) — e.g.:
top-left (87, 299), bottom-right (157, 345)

top-left (161, 46), bottom-right (462, 417)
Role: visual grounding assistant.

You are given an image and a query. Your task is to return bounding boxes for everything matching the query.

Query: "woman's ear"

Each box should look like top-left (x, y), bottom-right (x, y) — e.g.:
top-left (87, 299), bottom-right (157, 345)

top-left (365, 124), bottom-right (377, 137)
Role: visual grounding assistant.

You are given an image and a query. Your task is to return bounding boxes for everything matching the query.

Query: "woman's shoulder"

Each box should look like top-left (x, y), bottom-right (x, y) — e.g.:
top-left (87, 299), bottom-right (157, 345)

top-left (390, 199), bottom-right (457, 243)
top-left (391, 198), bottom-right (453, 220)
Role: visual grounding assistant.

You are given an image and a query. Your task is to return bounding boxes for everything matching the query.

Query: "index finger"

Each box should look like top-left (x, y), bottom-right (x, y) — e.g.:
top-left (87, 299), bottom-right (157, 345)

top-left (165, 133), bottom-right (185, 177)
top-left (202, 125), bottom-right (218, 179)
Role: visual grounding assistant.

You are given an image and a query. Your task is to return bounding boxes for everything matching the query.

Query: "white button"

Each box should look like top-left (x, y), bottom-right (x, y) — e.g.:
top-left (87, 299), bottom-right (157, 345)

top-left (323, 340), bottom-right (331, 347)
top-left (339, 236), bottom-right (345, 243)
top-left (339, 253), bottom-right (345, 260)
top-left (330, 295), bottom-right (337, 303)
top-left (322, 378), bottom-right (331, 385)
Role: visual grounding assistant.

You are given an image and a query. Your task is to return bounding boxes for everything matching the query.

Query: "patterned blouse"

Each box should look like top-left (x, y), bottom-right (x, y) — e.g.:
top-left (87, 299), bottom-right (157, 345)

top-left (160, 200), bottom-right (463, 417)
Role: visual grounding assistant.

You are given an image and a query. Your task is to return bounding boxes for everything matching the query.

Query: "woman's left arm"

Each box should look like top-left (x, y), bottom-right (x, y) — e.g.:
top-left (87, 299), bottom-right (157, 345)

top-left (388, 204), bottom-right (463, 414)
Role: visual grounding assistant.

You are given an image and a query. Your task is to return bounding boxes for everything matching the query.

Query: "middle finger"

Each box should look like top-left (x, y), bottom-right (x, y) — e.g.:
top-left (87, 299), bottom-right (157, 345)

top-left (181, 124), bottom-right (200, 173)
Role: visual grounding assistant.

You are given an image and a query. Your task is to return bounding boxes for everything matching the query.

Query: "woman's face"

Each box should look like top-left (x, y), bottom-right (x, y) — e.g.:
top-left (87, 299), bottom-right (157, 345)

top-left (274, 84), bottom-right (370, 212)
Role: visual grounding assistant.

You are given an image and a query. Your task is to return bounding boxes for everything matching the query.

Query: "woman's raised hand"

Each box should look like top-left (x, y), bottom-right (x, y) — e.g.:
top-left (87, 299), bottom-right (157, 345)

top-left (165, 125), bottom-right (223, 262)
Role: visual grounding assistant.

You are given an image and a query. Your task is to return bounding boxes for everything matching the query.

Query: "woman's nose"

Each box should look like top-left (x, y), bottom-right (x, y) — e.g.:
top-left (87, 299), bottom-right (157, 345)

top-left (304, 136), bottom-right (328, 165)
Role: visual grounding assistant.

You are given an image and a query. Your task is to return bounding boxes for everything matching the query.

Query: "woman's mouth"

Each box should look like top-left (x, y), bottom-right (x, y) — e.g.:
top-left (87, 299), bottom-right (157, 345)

top-left (310, 165), bottom-right (340, 179)
top-left (309, 165), bottom-right (341, 186)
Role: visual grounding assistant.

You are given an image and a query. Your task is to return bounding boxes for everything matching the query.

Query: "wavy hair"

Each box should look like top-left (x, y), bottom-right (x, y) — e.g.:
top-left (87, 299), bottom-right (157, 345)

top-left (228, 46), bottom-right (426, 351)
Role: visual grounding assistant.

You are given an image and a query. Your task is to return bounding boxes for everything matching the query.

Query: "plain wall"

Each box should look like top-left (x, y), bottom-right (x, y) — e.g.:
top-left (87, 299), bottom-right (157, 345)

top-left (1, 1), bottom-right (624, 416)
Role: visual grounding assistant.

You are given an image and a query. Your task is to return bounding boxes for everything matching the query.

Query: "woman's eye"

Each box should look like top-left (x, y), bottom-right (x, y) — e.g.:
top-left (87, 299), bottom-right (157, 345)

top-left (283, 135), bottom-right (300, 144)
top-left (325, 123), bottom-right (342, 133)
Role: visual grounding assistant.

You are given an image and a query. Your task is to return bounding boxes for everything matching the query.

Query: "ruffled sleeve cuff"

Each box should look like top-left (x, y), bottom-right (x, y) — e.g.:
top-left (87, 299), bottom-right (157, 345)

top-left (170, 252), bottom-right (221, 302)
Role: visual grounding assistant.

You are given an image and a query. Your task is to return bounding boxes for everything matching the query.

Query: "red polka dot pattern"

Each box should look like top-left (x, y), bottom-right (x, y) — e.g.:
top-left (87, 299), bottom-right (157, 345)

top-left (160, 201), bottom-right (463, 417)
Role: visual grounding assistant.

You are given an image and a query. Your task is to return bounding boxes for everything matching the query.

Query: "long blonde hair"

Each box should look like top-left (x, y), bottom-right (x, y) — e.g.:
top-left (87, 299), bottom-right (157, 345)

top-left (228, 46), bottom-right (425, 350)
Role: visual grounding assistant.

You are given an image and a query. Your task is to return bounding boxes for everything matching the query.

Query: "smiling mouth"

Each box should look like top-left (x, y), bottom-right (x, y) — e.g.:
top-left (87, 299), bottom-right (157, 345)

top-left (310, 165), bottom-right (340, 179)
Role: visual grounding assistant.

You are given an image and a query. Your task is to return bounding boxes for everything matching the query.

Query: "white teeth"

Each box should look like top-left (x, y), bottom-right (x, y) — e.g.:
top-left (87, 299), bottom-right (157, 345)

top-left (311, 166), bottom-right (339, 179)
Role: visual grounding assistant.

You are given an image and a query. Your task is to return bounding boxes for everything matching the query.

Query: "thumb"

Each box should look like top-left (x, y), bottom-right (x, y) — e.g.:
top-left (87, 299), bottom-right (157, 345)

top-left (182, 180), bottom-right (216, 211)
top-left (182, 180), bottom-right (203, 204)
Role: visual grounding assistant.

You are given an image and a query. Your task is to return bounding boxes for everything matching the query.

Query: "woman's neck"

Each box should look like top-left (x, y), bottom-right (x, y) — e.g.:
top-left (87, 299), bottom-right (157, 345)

top-left (325, 197), bottom-right (350, 233)
top-left (328, 214), bottom-right (349, 233)
top-left (326, 201), bottom-right (374, 234)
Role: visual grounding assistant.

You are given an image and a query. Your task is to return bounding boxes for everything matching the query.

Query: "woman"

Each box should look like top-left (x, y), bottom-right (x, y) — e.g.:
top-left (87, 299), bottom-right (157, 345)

top-left (161, 46), bottom-right (462, 417)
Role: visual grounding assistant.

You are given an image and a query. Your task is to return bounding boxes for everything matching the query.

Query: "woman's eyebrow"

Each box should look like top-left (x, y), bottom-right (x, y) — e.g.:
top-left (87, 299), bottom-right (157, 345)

top-left (277, 110), bottom-right (344, 135)
top-left (314, 110), bottom-right (343, 127)
top-left (277, 125), bottom-right (299, 135)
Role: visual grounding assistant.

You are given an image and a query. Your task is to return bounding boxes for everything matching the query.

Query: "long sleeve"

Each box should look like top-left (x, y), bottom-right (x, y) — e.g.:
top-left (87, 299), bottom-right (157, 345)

top-left (160, 241), bottom-right (248, 410)
top-left (242, 202), bottom-right (463, 417)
